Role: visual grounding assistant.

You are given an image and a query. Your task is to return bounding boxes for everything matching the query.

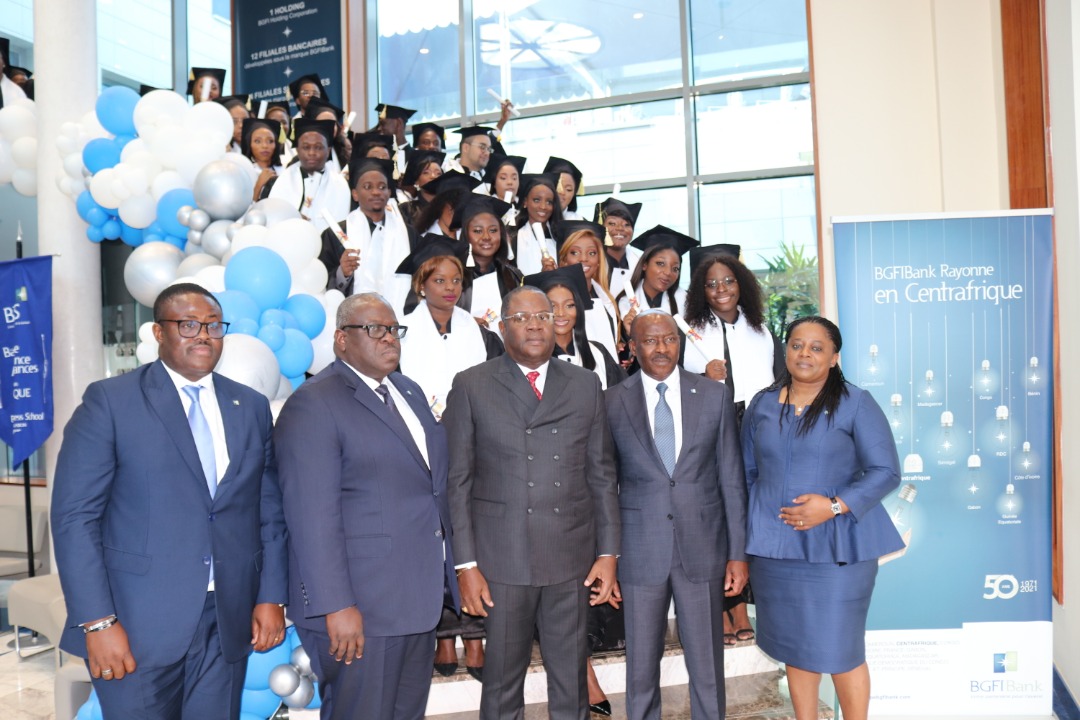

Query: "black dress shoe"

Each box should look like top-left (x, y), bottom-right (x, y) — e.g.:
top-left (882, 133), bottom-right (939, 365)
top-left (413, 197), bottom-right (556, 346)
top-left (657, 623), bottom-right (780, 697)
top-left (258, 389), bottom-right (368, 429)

top-left (467, 665), bottom-right (483, 682)
top-left (434, 662), bottom-right (458, 677)
top-left (589, 700), bottom-right (612, 716)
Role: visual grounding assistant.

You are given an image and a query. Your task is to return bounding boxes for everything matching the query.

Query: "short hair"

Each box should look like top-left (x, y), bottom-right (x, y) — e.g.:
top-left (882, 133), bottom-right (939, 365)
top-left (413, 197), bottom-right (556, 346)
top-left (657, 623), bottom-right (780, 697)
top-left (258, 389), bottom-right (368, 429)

top-left (630, 308), bottom-right (678, 342)
top-left (500, 285), bottom-right (551, 319)
top-left (336, 292), bottom-right (393, 329)
top-left (411, 255), bottom-right (464, 296)
top-left (153, 283), bottom-right (221, 321)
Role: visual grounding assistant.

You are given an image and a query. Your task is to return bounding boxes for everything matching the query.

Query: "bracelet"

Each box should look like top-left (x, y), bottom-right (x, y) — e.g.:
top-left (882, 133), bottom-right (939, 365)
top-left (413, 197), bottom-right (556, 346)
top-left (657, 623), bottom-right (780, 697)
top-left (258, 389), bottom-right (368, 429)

top-left (82, 615), bottom-right (118, 634)
top-left (455, 568), bottom-right (471, 577)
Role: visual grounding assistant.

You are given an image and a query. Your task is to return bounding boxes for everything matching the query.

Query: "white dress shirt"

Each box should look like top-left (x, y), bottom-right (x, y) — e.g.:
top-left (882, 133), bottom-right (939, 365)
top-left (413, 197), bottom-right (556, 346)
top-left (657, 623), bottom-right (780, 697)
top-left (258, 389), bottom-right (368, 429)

top-left (343, 362), bottom-right (429, 468)
top-left (640, 369), bottom-right (683, 459)
top-left (515, 360), bottom-right (550, 396)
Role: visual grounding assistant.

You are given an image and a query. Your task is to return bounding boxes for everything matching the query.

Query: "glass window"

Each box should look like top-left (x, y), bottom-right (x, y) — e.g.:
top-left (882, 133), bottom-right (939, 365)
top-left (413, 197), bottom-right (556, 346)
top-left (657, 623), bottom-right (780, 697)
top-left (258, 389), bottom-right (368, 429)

top-left (690, 0), bottom-right (808, 85)
top-left (99, 0), bottom-right (173, 89)
top-left (188, 0), bottom-right (233, 94)
top-left (473, 0), bottom-right (682, 113)
top-left (580, 186), bottom-right (690, 239)
top-left (499, 100), bottom-right (686, 186)
top-left (377, 0), bottom-right (461, 122)
top-left (696, 84), bottom-right (813, 175)
top-left (0, 1), bottom-right (33, 52)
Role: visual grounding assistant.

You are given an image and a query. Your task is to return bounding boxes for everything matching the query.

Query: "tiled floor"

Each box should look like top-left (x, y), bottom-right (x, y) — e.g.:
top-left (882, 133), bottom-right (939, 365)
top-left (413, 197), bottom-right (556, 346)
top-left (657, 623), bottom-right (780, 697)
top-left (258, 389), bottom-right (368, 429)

top-left (0, 634), bottom-right (58, 719)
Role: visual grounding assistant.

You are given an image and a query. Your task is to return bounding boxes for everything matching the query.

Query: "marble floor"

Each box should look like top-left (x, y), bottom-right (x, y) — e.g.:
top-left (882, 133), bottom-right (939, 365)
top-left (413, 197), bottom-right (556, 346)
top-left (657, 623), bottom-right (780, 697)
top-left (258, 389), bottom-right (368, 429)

top-left (0, 633), bottom-right (58, 719)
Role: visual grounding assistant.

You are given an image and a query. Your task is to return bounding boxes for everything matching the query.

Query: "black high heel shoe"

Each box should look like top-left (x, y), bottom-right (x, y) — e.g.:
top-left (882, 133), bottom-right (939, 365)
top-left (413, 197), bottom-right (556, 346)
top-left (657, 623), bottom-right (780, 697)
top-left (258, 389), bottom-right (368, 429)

top-left (434, 661), bottom-right (459, 677)
top-left (589, 700), bottom-right (612, 716)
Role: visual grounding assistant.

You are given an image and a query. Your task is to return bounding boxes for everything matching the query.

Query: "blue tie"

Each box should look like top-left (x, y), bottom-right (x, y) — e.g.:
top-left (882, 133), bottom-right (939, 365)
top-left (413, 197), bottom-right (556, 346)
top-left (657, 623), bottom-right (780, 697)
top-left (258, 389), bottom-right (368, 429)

top-left (183, 385), bottom-right (218, 499)
top-left (654, 382), bottom-right (676, 476)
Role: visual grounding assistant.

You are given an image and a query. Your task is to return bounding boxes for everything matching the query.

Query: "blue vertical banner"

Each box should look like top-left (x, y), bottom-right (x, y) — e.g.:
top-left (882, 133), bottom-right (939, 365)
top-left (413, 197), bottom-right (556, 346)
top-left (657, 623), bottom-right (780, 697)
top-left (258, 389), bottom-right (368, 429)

top-left (0, 256), bottom-right (53, 468)
top-left (233, 0), bottom-right (344, 108)
top-left (834, 211), bottom-right (1053, 716)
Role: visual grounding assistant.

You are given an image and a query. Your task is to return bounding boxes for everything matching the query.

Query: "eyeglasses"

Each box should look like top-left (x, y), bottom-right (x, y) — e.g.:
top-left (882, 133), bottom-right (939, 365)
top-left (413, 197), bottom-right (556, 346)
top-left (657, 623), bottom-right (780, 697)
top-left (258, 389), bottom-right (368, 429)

top-left (502, 311), bottom-right (555, 326)
top-left (299, 89), bottom-right (321, 98)
top-left (157, 319), bottom-right (230, 339)
top-left (705, 277), bottom-right (738, 290)
top-left (340, 323), bottom-right (408, 339)
top-left (466, 141), bottom-right (493, 153)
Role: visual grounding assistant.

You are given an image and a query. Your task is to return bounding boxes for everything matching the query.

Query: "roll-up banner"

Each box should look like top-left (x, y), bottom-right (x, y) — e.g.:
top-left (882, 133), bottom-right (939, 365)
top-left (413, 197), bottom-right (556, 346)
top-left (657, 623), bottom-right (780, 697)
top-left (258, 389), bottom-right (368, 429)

top-left (833, 210), bottom-right (1053, 716)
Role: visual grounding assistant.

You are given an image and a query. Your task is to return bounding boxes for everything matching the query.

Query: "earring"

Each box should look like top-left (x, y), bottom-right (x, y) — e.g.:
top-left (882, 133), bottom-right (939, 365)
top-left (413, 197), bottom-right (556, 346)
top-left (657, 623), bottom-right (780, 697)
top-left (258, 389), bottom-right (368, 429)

top-left (420, 291), bottom-right (426, 297)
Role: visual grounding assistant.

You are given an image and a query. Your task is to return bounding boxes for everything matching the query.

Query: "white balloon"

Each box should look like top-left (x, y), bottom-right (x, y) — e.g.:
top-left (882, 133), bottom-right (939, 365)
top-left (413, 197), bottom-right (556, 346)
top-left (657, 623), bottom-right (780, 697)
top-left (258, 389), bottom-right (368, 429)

top-left (244, 208), bottom-right (267, 226)
top-left (133, 90), bottom-right (189, 139)
top-left (124, 149), bottom-right (163, 180)
top-left (267, 218), bottom-right (321, 276)
top-left (63, 151), bottom-right (86, 179)
top-left (110, 176), bottom-right (133, 202)
top-left (183, 101), bottom-right (234, 149)
top-left (193, 264), bottom-right (227, 292)
top-left (12, 169), bottom-right (36, 196)
top-left (291, 258), bottom-right (329, 297)
top-left (149, 122), bottom-right (186, 170)
top-left (0, 140), bottom-right (15, 184)
top-left (151, 170), bottom-right (187, 200)
top-left (252, 197), bottom-right (302, 225)
top-left (177, 253), bottom-right (220, 277)
top-left (269, 398), bottom-right (287, 423)
top-left (123, 242), bottom-right (185, 307)
top-left (138, 321), bottom-right (157, 344)
top-left (275, 375), bottom-right (294, 401)
top-left (120, 138), bottom-right (147, 162)
top-left (119, 165), bottom-right (150, 195)
top-left (201, 219), bottom-right (235, 259)
top-left (215, 334), bottom-right (281, 400)
top-left (229, 223), bottom-right (270, 255)
top-left (0, 105), bottom-right (36, 139)
top-left (70, 177), bottom-right (87, 195)
top-left (135, 340), bottom-right (159, 365)
top-left (119, 193), bottom-right (158, 229)
top-left (176, 137), bottom-right (227, 186)
top-left (11, 136), bottom-right (37, 169)
top-left (79, 110), bottom-right (109, 140)
top-left (57, 175), bottom-right (75, 196)
top-left (56, 134), bottom-right (78, 156)
top-left (90, 168), bottom-right (121, 209)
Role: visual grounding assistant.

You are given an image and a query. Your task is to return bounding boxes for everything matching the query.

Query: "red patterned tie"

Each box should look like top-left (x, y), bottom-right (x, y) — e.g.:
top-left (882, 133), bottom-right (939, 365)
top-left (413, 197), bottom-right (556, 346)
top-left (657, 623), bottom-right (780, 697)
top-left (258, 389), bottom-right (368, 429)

top-left (526, 371), bottom-right (542, 400)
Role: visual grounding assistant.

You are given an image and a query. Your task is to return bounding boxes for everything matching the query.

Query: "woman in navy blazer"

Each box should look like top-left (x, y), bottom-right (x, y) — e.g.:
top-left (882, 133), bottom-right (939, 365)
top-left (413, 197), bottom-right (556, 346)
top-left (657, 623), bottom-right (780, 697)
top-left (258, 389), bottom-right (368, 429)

top-left (741, 316), bottom-right (903, 720)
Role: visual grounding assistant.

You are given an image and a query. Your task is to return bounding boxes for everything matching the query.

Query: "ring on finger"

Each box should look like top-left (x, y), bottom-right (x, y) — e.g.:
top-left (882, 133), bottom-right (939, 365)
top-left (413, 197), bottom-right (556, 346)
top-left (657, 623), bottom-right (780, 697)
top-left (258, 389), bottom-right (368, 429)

top-left (102, 669), bottom-right (113, 676)
top-left (798, 520), bottom-right (804, 527)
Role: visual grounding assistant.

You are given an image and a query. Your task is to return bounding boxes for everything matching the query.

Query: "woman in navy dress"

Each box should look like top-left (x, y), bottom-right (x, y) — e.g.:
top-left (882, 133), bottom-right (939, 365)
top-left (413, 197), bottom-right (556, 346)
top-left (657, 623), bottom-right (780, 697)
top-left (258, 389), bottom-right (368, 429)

top-left (741, 316), bottom-right (903, 720)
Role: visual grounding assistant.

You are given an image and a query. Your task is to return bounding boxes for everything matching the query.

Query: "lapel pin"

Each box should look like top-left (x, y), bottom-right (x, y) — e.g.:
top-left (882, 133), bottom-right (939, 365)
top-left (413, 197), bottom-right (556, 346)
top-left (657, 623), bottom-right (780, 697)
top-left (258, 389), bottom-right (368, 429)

top-left (690, 388), bottom-right (697, 394)
top-left (232, 399), bottom-right (240, 405)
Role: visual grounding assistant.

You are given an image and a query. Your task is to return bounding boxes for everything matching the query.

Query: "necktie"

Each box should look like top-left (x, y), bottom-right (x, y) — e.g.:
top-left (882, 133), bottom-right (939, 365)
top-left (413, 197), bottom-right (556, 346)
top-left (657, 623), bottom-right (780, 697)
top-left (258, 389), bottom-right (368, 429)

top-left (182, 385), bottom-right (217, 499)
top-left (720, 320), bottom-right (735, 394)
top-left (654, 382), bottom-right (676, 476)
top-left (375, 384), bottom-right (425, 461)
top-left (526, 371), bottom-right (542, 400)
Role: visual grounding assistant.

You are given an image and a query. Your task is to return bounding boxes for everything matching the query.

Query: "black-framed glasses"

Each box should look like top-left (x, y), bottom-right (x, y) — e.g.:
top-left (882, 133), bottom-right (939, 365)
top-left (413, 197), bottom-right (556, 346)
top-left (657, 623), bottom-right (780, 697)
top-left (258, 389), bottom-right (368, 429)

top-left (340, 323), bottom-right (408, 339)
top-left (705, 277), bottom-right (738, 290)
top-left (502, 311), bottom-right (555, 326)
top-left (156, 319), bottom-right (230, 339)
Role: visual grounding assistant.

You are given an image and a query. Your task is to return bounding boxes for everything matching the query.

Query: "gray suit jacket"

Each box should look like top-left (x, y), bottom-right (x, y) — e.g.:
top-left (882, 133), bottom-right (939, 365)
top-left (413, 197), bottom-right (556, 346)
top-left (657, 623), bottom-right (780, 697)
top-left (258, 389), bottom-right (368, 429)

top-left (444, 353), bottom-right (620, 587)
top-left (605, 369), bottom-right (747, 586)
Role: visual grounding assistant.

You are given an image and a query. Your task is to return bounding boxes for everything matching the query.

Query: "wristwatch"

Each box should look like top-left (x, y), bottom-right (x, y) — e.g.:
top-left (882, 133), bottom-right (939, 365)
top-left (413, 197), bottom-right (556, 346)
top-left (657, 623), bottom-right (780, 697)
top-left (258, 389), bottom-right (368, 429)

top-left (830, 497), bottom-right (843, 516)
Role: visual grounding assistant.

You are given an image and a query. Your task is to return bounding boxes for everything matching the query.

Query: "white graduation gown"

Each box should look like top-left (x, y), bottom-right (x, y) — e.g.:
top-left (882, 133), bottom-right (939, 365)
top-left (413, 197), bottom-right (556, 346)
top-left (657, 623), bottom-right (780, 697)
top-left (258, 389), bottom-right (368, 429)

top-left (681, 311), bottom-right (777, 404)
top-left (268, 164), bottom-right (351, 232)
top-left (399, 303), bottom-right (488, 418)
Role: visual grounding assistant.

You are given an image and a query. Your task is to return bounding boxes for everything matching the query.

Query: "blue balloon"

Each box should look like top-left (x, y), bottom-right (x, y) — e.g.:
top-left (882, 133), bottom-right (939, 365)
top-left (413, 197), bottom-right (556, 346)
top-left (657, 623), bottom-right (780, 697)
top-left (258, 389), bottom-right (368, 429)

top-left (307, 680), bottom-right (322, 709)
top-left (287, 625), bottom-right (302, 650)
top-left (95, 85), bottom-right (140, 136)
top-left (120, 222), bottom-right (144, 247)
top-left (83, 137), bottom-right (121, 174)
top-left (113, 134), bottom-right (136, 152)
top-left (225, 247), bottom-right (292, 312)
top-left (245, 637), bottom-right (292, 690)
top-left (288, 375), bottom-right (306, 391)
top-left (230, 318), bottom-right (259, 336)
top-left (143, 233), bottom-right (163, 244)
top-left (156, 188), bottom-right (197, 238)
top-left (282, 294), bottom-right (326, 339)
top-left (240, 714), bottom-right (269, 720)
top-left (275, 328), bottom-right (314, 378)
top-left (259, 309), bottom-right (290, 328)
top-left (216, 290), bottom-right (261, 326)
top-left (163, 234), bottom-right (187, 249)
top-left (257, 324), bottom-right (286, 352)
top-left (76, 190), bottom-right (99, 222)
top-left (240, 687), bottom-right (282, 717)
top-left (102, 219), bottom-right (122, 240)
top-left (86, 226), bottom-right (105, 243)
top-left (87, 207), bottom-right (109, 228)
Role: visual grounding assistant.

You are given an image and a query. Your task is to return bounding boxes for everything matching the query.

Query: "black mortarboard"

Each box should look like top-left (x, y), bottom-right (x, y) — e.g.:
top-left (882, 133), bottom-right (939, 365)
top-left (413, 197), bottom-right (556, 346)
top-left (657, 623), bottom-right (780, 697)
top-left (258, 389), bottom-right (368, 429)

top-left (629, 225), bottom-right (700, 256)
top-left (451, 195), bottom-right (513, 231)
top-left (593, 197), bottom-right (642, 228)
top-left (266, 101), bottom-right (291, 115)
top-left (517, 173), bottom-right (560, 204)
top-left (483, 154), bottom-right (527, 187)
top-left (187, 67), bottom-right (226, 96)
top-left (139, 84), bottom-right (163, 97)
top-left (6, 66), bottom-right (31, 82)
top-left (348, 156), bottom-right (396, 190)
top-left (241, 118), bottom-right (283, 151)
top-left (554, 220), bottom-right (606, 253)
top-left (20, 78), bottom-right (33, 100)
top-left (543, 156), bottom-right (583, 193)
top-left (421, 170), bottom-right (482, 196)
top-left (376, 103), bottom-right (417, 123)
top-left (0, 38), bottom-right (9, 65)
top-left (214, 94), bottom-right (251, 111)
top-left (287, 74), bottom-right (323, 103)
top-left (304, 97), bottom-right (344, 123)
top-left (411, 122), bottom-right (446, 148)
top-left (402, 150), bottom-right (447, 188)
top-left (292, 118), bottom-right (336, 146)
top-left (394, 236), bottom-right (469, 276)
top-left (454, 126), bottom-right (497, 141)
top-left (522, 264), bottom-right (594, 311)
top-left (689, 244), bottom-right (742, 277)
top-left (350, 131), bottom-right (394, 155)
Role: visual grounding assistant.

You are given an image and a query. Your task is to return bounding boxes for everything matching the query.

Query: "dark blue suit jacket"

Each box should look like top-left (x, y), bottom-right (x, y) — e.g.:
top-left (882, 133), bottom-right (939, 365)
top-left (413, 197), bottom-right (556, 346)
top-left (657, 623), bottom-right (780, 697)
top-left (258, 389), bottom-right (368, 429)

top-left (274, 360), bottom-right (458, 636)
top-left (51, 360), bottom-right (288, 666)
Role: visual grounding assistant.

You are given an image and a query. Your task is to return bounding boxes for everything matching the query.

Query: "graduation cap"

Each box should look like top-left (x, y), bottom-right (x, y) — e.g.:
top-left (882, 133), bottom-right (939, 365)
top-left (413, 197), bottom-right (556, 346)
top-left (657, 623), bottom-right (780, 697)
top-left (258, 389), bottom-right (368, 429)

top-left (304, 97), bottom-right (345, 123)
top-left (187, 67), bottom-right (225, 96)
top-left (350, 131), bottom-right (394, 156)
top-left (241, 118), bottom-right (283, 151)
top-left (6, 66), bottom-right (31, 82)
top-left (629, 225), bottom-right (700, 256)
top-left (543, 156), bottom-right (584, 195)
top-left (287, 74), bottom-right (323, 103)
top-left (593, 197), bottom-right (642, 228)
top-left (522, 264), bottom-right (594, 311)
top-left (421, 170), bottom-right (482, 196)
top-left (0, 38), bottom-right (9, 65)
top-left (376, 103), bottom-right (416, 123)
top-left (214, 94), bottom-right (251, 112)
top-left (451, 195), bottom-right (513, 231)
top-left (402, 150), bottom-right (447, 188)
top-left (454, 126), bottom-right (497, 142)
top-left (553, 220), bottom-right (606, 253)
top-left (411, 122), bottom-right (446, 148)
top-left (394, 236), bottom-right (470, 276)
top-left (348, 156), bottom-right (396, 190)
top-left (688, 244), bottom-right (742, 277)
top-left (266, 100), bottom-right (291, 115)
top-left (292, 118), bottom-right (336, 146)
top-left (139, 84), bottom-right (163, 97)
top-left (483, 154), bottom-right (527, 187)
top-left (516, 173), bottom-right (561, 210)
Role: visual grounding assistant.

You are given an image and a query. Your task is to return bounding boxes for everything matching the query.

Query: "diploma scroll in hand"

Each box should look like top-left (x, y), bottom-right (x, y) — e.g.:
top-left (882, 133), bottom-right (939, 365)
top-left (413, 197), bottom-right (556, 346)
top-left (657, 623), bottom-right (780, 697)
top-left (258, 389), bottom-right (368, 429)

top-left (673, 315), bottom-right (714, 362)
top-left (486, 88), bottom-right (521, 117)
top-left (621, 274), bottom-right (640, 312)
top-left (531, 222), bottom-right (553, 260)
top-left (322, 209), bottom-right (360, 260)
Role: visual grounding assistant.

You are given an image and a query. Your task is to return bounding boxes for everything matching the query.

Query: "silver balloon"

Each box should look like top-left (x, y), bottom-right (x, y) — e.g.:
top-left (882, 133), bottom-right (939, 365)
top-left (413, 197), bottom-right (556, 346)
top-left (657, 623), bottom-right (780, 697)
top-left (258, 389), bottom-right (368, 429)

top-left (226, 222), bottom-right (243, 240)
top-left (291, 645), bottom-right (313, 676)
top-left (253, 197), bottom-right (302, 225)
top-left (188, 208), bottom-right (212, 232)
top-left (244, 208), bottom-right (267, 226)
top-left (192, 159), bottom-right (255, 220)
top-left (268, 663), bottom-right (302, 698)
top-left (282, 675), bottom-right (315, 709)
top-left (187, 228), bottom-right (203, 245)
top-left (123, 242), bottom-right (185, 307)
top-left (176, 204), bottom-right (193, 227)
top-left (201, 219), bottom-right (233, 259)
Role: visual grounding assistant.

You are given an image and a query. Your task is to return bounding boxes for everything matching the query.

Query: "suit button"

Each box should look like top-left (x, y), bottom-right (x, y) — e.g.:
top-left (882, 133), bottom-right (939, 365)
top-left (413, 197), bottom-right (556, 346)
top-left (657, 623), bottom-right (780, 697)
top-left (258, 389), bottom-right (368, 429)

top-left (670, 481), bottom-right (676, 487)
top-left (554, 482), bottom-right (561, 487)
top-left (527, 508), bottom-right (533, 514)
top-left (554, 508), bottom-right (560, 514)
top-left (433, 491), bottom-right (439, 497)
top-left (208, 513), bottom-right (215, 521)
top-left (203, 556), bottom-right (212, 565)
top-left (526, 429), bottom-right (532, 435)
top-left (667, 514), bottom-right (673, 520)
top-left (553, 455), bottom-right (559, 460)
top-left (527, 454), bottom-right (534, 461)
top-left (435, 529), bottom-right (444, 538)
top-left (528, 481), bottom-right (534, 487)
top-left (552, 428), bottom-right (558, 434)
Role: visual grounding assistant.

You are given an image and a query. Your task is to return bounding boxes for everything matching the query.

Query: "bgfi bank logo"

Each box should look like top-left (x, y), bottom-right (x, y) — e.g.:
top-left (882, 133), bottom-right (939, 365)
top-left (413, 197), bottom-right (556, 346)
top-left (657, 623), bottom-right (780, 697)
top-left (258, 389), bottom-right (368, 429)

top-left (994, 652), bottom-right (1018, 673)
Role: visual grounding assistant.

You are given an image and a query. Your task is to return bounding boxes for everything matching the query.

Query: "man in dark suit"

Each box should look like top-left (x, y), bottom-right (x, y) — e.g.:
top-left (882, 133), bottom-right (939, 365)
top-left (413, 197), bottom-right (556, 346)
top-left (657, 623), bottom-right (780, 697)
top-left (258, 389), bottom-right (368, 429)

top-left (605, 310), bottom-right (748, 720)
top-left (51, 283), bottom-right (288, 719)
top-left (444, 285), bottom-right (620, 720)
top-left (274, 292), bottom-right (458, 720)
